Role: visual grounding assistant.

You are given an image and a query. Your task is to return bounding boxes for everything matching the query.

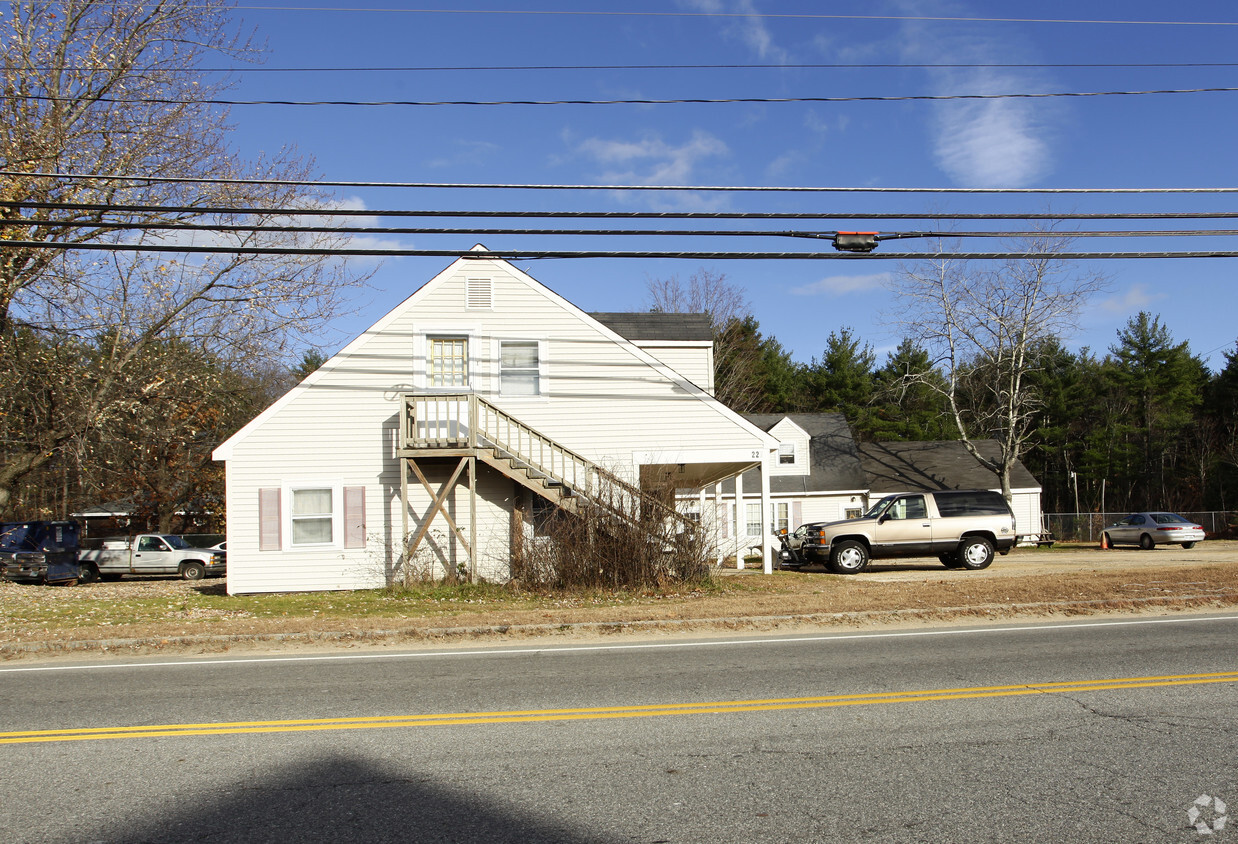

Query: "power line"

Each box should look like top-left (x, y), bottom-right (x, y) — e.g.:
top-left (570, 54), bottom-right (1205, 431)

top-left (5, 177), bottom-right (1238, 196)
top-left (8, 217), bottom-right (1238, 241)
top-left (7, 200), bottom-right (1238, 224)
top-left (11, 86), bottom-right (1238, 109)
top-left (6, 240), bottom-right (1238, 261)
top-left (102, 7), bottom-right (1238, 27)
top-left (12, 61), bottom-right (1238, 74)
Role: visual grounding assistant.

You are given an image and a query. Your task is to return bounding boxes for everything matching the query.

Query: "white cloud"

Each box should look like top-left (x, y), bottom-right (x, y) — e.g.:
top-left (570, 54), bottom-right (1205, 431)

top-left (575, 130), bottom-right (730, 185)
top-left (897, 13), bottom-right (1058, 187)
top-left (427, 140), bottom-right (501, 169)
top-left (932, 92), bottom-right (1051, 187)
top-left (678, 0), bottom-right (790, 63)
top-left (791, 273), bottom-right (892, 296)
top-left (1099, 283), bottom-right (1160, 314)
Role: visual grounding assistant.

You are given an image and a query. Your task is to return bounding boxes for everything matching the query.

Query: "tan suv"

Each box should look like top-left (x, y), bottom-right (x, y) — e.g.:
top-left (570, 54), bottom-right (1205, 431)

top-left (795, 489), bottom-right (1017, 574)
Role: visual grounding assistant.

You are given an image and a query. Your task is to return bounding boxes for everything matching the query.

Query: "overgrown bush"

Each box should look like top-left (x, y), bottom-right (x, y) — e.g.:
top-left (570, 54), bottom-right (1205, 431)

top-left (510, 479), bottom-right (716, 591)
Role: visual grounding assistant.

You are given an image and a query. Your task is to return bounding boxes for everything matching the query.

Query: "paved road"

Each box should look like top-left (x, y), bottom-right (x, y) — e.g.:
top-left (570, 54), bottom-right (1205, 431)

top-left (3, 614), bottom-right (1237, 842)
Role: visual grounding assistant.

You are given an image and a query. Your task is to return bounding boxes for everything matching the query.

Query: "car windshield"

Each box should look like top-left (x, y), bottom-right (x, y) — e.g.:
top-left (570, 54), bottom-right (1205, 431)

top-left (0, 524), bottom-right (31, 551)
top-left (863, 495), bottom-right (897, 518)
top-left (162, 535), bottom-right (191, 549)
top-left (1151, 513), bottom-right (1189, 524)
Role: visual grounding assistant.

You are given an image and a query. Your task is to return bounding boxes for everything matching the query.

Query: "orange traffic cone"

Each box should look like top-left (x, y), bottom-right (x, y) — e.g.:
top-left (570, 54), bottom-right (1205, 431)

top-left (1100, 532), bottom-right (1109, 550)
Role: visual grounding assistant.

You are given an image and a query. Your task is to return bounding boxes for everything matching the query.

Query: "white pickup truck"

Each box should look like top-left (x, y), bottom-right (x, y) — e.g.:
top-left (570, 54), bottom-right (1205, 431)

top-left (78, 534), bottom-right (226, 581)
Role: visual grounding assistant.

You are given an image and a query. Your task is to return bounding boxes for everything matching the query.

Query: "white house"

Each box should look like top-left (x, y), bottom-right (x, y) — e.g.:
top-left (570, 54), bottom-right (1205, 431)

top-left (212, 248), bottom-right (780, 594)
top-left (709, 414), bottom-right (869, 551)
top-left (707, 415), bottom-right (1045, 552)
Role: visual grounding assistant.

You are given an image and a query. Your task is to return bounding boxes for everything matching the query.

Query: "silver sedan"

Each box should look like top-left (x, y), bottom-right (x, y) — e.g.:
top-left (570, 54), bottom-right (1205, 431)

top-left (1102, 512), bottom-right (1205, 550)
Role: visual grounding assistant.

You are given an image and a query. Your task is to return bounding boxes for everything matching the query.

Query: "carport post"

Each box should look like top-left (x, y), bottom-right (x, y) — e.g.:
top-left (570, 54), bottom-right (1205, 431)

top-left (714, 481), bottom-right (724, 567)
top-left (734, 471), bottom-right (745, 570)
top-left (760, 460), bottom-right (773, 574)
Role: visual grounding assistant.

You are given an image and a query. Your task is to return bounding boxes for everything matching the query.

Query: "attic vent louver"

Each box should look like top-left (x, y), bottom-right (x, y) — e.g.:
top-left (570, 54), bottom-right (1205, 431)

top-left (466, 277), bottom-right (493, 310)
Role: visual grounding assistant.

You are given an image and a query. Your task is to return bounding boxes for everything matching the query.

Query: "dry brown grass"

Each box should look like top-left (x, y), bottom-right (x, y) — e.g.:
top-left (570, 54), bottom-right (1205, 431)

top-left (3, 543), bottom-right (1237, 660)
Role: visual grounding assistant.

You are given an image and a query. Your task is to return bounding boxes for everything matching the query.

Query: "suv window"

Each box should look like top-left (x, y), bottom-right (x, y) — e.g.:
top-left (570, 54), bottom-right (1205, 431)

top-left (886, 495), bottom-right (927, 520)
top-left (934, 490), bottom-right (1011, 517)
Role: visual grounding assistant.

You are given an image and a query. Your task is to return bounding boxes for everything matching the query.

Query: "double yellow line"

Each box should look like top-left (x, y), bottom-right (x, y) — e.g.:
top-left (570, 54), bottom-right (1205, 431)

top-left (4, 671), bottom-right (1237, 746)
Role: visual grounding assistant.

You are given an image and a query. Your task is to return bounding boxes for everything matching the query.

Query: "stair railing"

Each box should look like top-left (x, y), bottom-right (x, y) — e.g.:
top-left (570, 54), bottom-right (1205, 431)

top-left (401, 393), bottom-right (691, 530)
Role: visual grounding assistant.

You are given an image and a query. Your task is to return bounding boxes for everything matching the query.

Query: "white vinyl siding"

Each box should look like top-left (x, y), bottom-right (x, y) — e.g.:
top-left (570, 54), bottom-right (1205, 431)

top-left (632, 342), bottom-right (714, 393)
top-left (215, 256), bottom-right (775, 594)
top-left (768, 419), bottom-right (810, 476)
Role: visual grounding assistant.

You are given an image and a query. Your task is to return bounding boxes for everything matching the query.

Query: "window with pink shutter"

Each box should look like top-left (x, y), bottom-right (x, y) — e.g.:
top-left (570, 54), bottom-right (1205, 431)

top-left (343, 486), bottom-right (366, 549)
top-left (259, 488), bottom-right (282, 551)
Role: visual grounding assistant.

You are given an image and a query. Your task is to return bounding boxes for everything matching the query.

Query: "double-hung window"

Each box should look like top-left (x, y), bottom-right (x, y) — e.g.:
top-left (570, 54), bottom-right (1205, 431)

top-left (259, 484), bottom-right (367, 551)
top-left (778, 443), bottom-right (796, 465)
top-left (746, 502), bottom-right (762, 537)
top-left (291, 487), bottom-right (334, 546)
top-left (499, 340), bottom-right (539, 396)
top-left (429, 337), bottom-right (468, 388)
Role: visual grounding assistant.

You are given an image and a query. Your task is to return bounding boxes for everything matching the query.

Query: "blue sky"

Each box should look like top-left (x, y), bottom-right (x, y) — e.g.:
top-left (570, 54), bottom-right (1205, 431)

top-left (218, 1), bottom-right (1238, 370)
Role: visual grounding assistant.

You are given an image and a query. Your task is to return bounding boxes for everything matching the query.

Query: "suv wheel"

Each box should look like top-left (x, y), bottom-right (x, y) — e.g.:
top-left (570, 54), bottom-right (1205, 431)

top-left (828, 540), bottom-right (870, 574)
top-left (957, 537), bottom-right (994, 570)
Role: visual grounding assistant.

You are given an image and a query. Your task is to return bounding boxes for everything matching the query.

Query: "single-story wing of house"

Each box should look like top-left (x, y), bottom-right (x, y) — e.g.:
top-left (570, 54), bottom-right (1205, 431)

top-left (704, 415), bottom-right (1045, 551)
top-left (212, 248), bottom-right (783, 594)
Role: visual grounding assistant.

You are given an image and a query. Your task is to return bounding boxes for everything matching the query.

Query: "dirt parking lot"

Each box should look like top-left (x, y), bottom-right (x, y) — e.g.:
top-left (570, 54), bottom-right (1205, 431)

top-left (771, 539), bottom-right (1238, 581)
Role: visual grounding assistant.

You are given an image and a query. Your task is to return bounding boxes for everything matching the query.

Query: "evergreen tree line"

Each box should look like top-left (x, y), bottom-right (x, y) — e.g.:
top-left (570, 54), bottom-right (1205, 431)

top-left (720, 311), bottom-right (1238, 517)
top-left (5, 305), bottom-right (1232, 528)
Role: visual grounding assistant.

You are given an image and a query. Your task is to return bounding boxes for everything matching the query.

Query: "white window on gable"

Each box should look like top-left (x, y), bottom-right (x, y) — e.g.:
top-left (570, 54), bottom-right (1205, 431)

top-left (291, 487), bottom-right (333, 546)
top-left (499, 340), bottom-right (540, 396)
top-left (778, 443), bottom-right (796, 465)
top-left (429, 337), bottom-right (469, 388)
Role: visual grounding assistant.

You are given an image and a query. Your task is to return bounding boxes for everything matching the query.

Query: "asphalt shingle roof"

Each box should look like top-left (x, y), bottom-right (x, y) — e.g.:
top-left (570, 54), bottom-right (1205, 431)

top-left (589, 312), bottom-right (714, 342)
top-left (858, 439), bottom-right (1040, 493)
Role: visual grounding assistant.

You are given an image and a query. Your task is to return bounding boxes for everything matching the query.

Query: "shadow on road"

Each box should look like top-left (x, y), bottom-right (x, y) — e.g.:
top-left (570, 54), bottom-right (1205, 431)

top-left (86, 753), bottom-right (606, 844)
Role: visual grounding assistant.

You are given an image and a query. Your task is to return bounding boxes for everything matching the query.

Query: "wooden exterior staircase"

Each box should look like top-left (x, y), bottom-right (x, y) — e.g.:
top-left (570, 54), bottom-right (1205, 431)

top-left (397, 393), bottom-right (692, 576)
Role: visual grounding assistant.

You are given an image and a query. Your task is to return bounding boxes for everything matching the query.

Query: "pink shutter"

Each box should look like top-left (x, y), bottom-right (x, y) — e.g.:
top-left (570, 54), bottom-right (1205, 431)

top-left (344, 486), bottom-right (366, 549)
top-left (792, 500), bottom-right (803, 531)
top-left (259, 488), bottom-right (281, 551)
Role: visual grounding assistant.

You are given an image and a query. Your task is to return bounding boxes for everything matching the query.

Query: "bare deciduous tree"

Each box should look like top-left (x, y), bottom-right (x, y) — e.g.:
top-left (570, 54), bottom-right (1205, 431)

top-left (644, 268), bottom-right (770, 411)
top-left (0, 0), bottom-right (368, 513)
top-left (889, 232), bottom-right (1108, 499)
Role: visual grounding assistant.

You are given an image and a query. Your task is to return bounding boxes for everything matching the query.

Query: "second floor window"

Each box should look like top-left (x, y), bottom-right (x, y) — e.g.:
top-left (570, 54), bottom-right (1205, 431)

top-left (429, 337), bottom-right (468, 387)
top-left (500, 340), bottom-right (539, 396)
top-left (778, 443), bottom-right (796, 465)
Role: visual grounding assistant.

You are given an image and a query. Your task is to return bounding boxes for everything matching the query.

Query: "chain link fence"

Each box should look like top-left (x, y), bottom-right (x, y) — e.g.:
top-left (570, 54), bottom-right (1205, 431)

top-left (1044, 511), bottom-right (1238, 543)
